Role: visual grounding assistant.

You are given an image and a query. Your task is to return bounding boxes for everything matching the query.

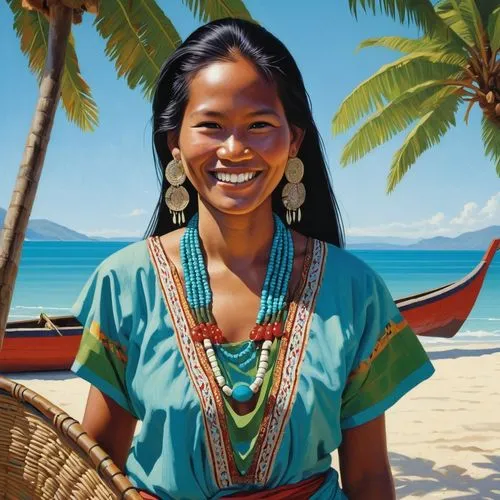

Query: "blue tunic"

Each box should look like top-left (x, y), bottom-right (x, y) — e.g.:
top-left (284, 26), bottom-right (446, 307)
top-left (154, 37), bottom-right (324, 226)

top-left (71, 236), bottom-right (434, 498)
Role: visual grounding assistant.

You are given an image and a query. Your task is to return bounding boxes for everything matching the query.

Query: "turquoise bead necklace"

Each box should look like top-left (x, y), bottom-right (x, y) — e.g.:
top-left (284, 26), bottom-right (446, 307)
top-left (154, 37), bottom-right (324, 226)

top-left (218, 341), bottom-right (257, 371)
top-left (217, 339), bottom-right (258, 372)
top-left (180, 213), bottom-right (294, 402)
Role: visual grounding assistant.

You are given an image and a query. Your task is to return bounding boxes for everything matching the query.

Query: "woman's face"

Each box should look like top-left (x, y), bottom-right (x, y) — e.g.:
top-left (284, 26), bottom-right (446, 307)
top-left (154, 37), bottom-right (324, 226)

top-left (168, 53), bottom-right (304, 216)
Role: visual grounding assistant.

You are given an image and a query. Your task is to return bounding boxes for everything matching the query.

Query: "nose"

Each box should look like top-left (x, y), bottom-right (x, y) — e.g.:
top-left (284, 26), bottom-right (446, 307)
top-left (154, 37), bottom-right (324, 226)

top-left (217, 134), bottom-right (253, 162)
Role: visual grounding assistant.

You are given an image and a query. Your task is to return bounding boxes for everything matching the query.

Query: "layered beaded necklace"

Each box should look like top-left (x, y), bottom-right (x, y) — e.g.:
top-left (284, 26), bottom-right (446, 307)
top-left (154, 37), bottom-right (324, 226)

top-left (180, 213), bottom-right (294, 403)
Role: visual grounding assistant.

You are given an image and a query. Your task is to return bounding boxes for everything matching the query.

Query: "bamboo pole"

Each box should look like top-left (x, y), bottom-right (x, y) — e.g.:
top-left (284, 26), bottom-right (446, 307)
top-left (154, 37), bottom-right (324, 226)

top-left (0, 4), bottom-right (73, 350)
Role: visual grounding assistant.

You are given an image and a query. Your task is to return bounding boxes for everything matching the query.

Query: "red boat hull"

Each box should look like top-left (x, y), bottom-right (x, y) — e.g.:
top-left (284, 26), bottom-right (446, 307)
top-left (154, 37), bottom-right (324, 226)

top-left (396, 239), bottom-right (499, 337)
top-left (398, 269), bottom-right (484, 338)
top-left (0, 329), bottom-right (82, 372)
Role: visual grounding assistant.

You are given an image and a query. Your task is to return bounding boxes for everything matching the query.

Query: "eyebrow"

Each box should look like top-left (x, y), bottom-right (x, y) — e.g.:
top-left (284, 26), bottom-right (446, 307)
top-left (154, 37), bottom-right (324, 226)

top-left (190, 108), bottom-right (281, 119)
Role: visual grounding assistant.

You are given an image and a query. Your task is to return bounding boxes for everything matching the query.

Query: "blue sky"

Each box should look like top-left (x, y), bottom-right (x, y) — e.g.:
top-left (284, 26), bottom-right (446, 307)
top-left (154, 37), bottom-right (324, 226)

top-left (1, 1), bottom-right (498, 241)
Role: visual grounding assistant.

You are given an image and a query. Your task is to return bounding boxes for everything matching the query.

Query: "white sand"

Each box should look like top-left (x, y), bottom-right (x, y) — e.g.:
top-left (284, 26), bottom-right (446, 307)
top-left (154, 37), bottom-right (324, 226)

top-left (6, 342), bottom-right (500, 499)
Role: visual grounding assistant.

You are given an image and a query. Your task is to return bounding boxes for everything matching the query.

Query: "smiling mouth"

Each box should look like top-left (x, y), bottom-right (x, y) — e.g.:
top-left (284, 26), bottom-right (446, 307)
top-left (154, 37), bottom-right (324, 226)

top-left (210, 171), bottom-right (262, 185)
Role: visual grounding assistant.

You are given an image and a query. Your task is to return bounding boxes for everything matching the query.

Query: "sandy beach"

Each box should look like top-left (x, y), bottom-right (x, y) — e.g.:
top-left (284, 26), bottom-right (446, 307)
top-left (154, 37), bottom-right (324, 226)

top-left (6, 342), bottom-right (500, 499)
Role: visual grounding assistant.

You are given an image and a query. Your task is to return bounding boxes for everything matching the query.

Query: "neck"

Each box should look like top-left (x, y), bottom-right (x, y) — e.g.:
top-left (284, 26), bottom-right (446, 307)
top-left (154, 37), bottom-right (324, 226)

top-left (196, 198), bottom-right (275, 268)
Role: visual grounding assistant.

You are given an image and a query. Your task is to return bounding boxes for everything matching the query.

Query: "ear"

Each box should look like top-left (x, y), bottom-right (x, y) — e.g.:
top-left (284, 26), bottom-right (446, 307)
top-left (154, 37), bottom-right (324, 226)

top-left (289, 125), bottom-right (305, 157)
top-left (167, 131), bottom-right (181, 160)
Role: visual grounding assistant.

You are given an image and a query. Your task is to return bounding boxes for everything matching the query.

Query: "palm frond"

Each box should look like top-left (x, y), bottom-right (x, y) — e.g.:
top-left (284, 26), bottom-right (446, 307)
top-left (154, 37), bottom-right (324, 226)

top-left (349, 0), bottom-right (467, 50)
top-left (358, 37), bottom-right (469, 67)
top-left (348, 0), bottom-right (440, 33)
top-left (481, 116), bottom-right (500, 176)
top-left (449, 0), bottom-right (486, 53)
top-left (332, 54), bottom-right (462, 135)
top-left (181, 0), bottom-right (252, 22)
top-left (9, 0), bottom-right (47, 78)
top-left (8, 0), bottom-right (98, 131)
top-left (488, 6), bottom-right (500, 53)
top-left (358, 35), bottom-right (466, 60)
top-left (473, 0), bottom-right (498, 30)
top-left (94, 0), bottom-right (182, 100)
top-left (341, 83), bottom-right (461, 165)
top-left (436, 0), bottom-right (475, 47)
top-left (386, 95), bottom-right (459, 192)
top-left (61, 34), bottom-right (98, 131)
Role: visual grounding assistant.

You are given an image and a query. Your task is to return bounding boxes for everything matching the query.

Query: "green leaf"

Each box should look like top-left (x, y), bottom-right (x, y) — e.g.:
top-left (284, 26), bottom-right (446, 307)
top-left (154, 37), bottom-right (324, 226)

top-left (8, 0), bottom-right (48, 79)
top-left (474, 0), bottom-right (499, 28)
top-left (348, 0), bottom-right (440, 32)
top-left (349, 0), bottom-right (467, 50)
top-left (181, 0), bottom-right (253, 22)
top-left (7, 0), bottom-right (98, 131)
top-left (481, 116), bottom-right (500, 176)
top-left (358, 37), bottom-right (469, 68)
top-left (448, 0), bottom-right (486, 50)
top-left (61, 34), bottom-right (99, 131)
top-left (436, 0), bottom-right (474, 46)
top-left (94, 0), bottom-right (182, 100)
top-left (488, 6), bottom-right (500, 53)
top-left (340, 83), bottom-right (461, 165)
top-left (332, 53), bottom-right (462, 135)
top-left (358, 35), bottom-right (466, 60)
top-left (386, 95), bottom-right (459, 192)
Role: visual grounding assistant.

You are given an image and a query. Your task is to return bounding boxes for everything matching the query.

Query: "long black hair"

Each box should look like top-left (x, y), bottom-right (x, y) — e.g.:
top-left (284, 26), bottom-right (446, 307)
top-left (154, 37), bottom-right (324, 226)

top-left (144, 18), bottom-right (345, 248)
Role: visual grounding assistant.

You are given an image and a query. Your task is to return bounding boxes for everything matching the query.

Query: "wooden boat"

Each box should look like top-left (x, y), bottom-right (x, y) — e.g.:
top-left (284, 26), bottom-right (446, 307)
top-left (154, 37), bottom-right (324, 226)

top-left (396, 238), bottom-right (499, 338)
top-left (1, 239), bottom-right (498, 372)
top-left (1, 313), bottom-right (83, 372)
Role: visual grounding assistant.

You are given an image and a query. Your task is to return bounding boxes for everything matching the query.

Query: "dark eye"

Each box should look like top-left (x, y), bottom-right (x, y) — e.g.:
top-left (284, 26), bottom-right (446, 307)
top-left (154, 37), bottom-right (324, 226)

top-left (250, 122), bottom-right (273, 129)
top-left (195, 122), bottom-right (221, 129)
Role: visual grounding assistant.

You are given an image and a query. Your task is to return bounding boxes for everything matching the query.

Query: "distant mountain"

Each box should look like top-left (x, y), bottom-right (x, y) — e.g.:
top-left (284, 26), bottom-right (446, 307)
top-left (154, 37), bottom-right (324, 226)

top-left (348, 225), bottom-right (499, 250)
top-left (408, 225), bottom-right (500, 250)
top-left (0, 207), bottom-right (136, 241)
top-left (27, 219), bottom-right (94, 241)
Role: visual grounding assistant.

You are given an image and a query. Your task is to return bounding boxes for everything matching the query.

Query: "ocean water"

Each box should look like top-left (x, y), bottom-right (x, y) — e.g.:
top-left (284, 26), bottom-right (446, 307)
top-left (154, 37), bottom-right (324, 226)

top-left (8, 241), bottom-right (500, 344)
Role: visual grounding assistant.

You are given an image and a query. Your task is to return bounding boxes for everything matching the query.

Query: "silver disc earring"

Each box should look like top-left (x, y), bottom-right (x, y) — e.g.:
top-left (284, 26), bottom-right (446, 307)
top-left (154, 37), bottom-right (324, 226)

top-left (282, 157), bottom-right (305, 225)
top-left (164, 158), bottom-right (189, 225)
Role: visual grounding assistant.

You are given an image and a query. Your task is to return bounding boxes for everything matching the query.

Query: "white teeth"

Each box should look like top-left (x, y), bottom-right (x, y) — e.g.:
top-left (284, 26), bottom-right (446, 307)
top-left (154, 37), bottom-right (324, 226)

top-left (214, 171), bottom-right (257, 184)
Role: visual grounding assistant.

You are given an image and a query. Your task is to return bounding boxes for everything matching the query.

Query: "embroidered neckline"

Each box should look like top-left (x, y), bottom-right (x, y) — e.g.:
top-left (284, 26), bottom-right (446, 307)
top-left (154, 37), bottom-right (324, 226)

top-left (146, 235), bottom-right (327, 487)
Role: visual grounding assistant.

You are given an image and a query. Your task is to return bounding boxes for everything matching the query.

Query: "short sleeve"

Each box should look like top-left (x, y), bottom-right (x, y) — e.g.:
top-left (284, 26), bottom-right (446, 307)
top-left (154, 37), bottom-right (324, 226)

top-left (340, 269), bottom-right (434, 429)
top-left (70, 261), bottom-right (137, 417)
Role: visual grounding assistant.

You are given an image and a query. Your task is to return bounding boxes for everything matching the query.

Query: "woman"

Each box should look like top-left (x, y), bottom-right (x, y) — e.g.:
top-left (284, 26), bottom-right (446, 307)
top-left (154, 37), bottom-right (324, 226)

top-left (71, 18), bottom-right (434, 499)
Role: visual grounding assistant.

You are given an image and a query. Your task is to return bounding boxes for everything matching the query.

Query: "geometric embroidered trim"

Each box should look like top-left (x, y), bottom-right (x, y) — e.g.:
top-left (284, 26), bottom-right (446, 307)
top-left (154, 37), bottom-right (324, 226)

top-left (88, 320), bottom-right (127, 363)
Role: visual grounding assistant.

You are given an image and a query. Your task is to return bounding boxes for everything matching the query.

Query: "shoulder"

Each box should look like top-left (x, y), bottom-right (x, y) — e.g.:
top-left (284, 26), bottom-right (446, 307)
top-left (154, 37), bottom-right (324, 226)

top-left (95, 239), bottom-right (151, 280)
top-left (315, 239), bottom-right (391, 308)
top-left (320, 240), bottom-right (381, 285)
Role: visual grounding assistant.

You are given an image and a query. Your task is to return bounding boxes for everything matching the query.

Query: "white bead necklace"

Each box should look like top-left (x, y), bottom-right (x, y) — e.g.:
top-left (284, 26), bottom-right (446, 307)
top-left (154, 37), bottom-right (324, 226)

top-left (203, 338), bottom-right (274, 398)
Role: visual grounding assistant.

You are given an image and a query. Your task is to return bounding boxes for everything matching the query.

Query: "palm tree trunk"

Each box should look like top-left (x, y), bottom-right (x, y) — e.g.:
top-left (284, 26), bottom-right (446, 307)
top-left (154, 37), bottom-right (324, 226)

top-left (0, 4), bottom-right (73, 350)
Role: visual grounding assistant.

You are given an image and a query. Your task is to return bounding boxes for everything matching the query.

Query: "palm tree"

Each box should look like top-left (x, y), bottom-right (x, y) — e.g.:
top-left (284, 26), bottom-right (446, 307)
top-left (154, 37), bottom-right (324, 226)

top-left (333, 0), bottom-right (500, 193)
top-left (0, 0), bottom-right (252, 349)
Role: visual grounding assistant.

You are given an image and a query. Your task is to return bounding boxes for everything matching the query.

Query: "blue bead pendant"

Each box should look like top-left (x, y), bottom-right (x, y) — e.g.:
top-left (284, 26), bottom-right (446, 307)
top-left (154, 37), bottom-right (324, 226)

top-left (232, 384), bottom-right (254, 402)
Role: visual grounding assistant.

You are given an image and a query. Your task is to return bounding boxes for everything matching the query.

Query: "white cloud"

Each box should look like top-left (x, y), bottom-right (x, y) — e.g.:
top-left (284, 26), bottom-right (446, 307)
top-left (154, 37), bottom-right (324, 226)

top-left (429, 212), bottom-right (445, 225)
top-left (450, 202), bottom-right (478, 225)
top-left (347, 212), bottom-right (450, 238)
top-left (479, 192), bottom-right (500, 218)
top-left (347, 192), bottom-right (499, 239)
top-left (127, 208), bottom-right (147, 217)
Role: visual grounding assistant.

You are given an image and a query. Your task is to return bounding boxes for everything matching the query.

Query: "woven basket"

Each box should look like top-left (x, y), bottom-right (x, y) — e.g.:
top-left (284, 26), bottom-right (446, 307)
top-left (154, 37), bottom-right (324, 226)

top-left (0, 375), bottom-right (142, 499)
